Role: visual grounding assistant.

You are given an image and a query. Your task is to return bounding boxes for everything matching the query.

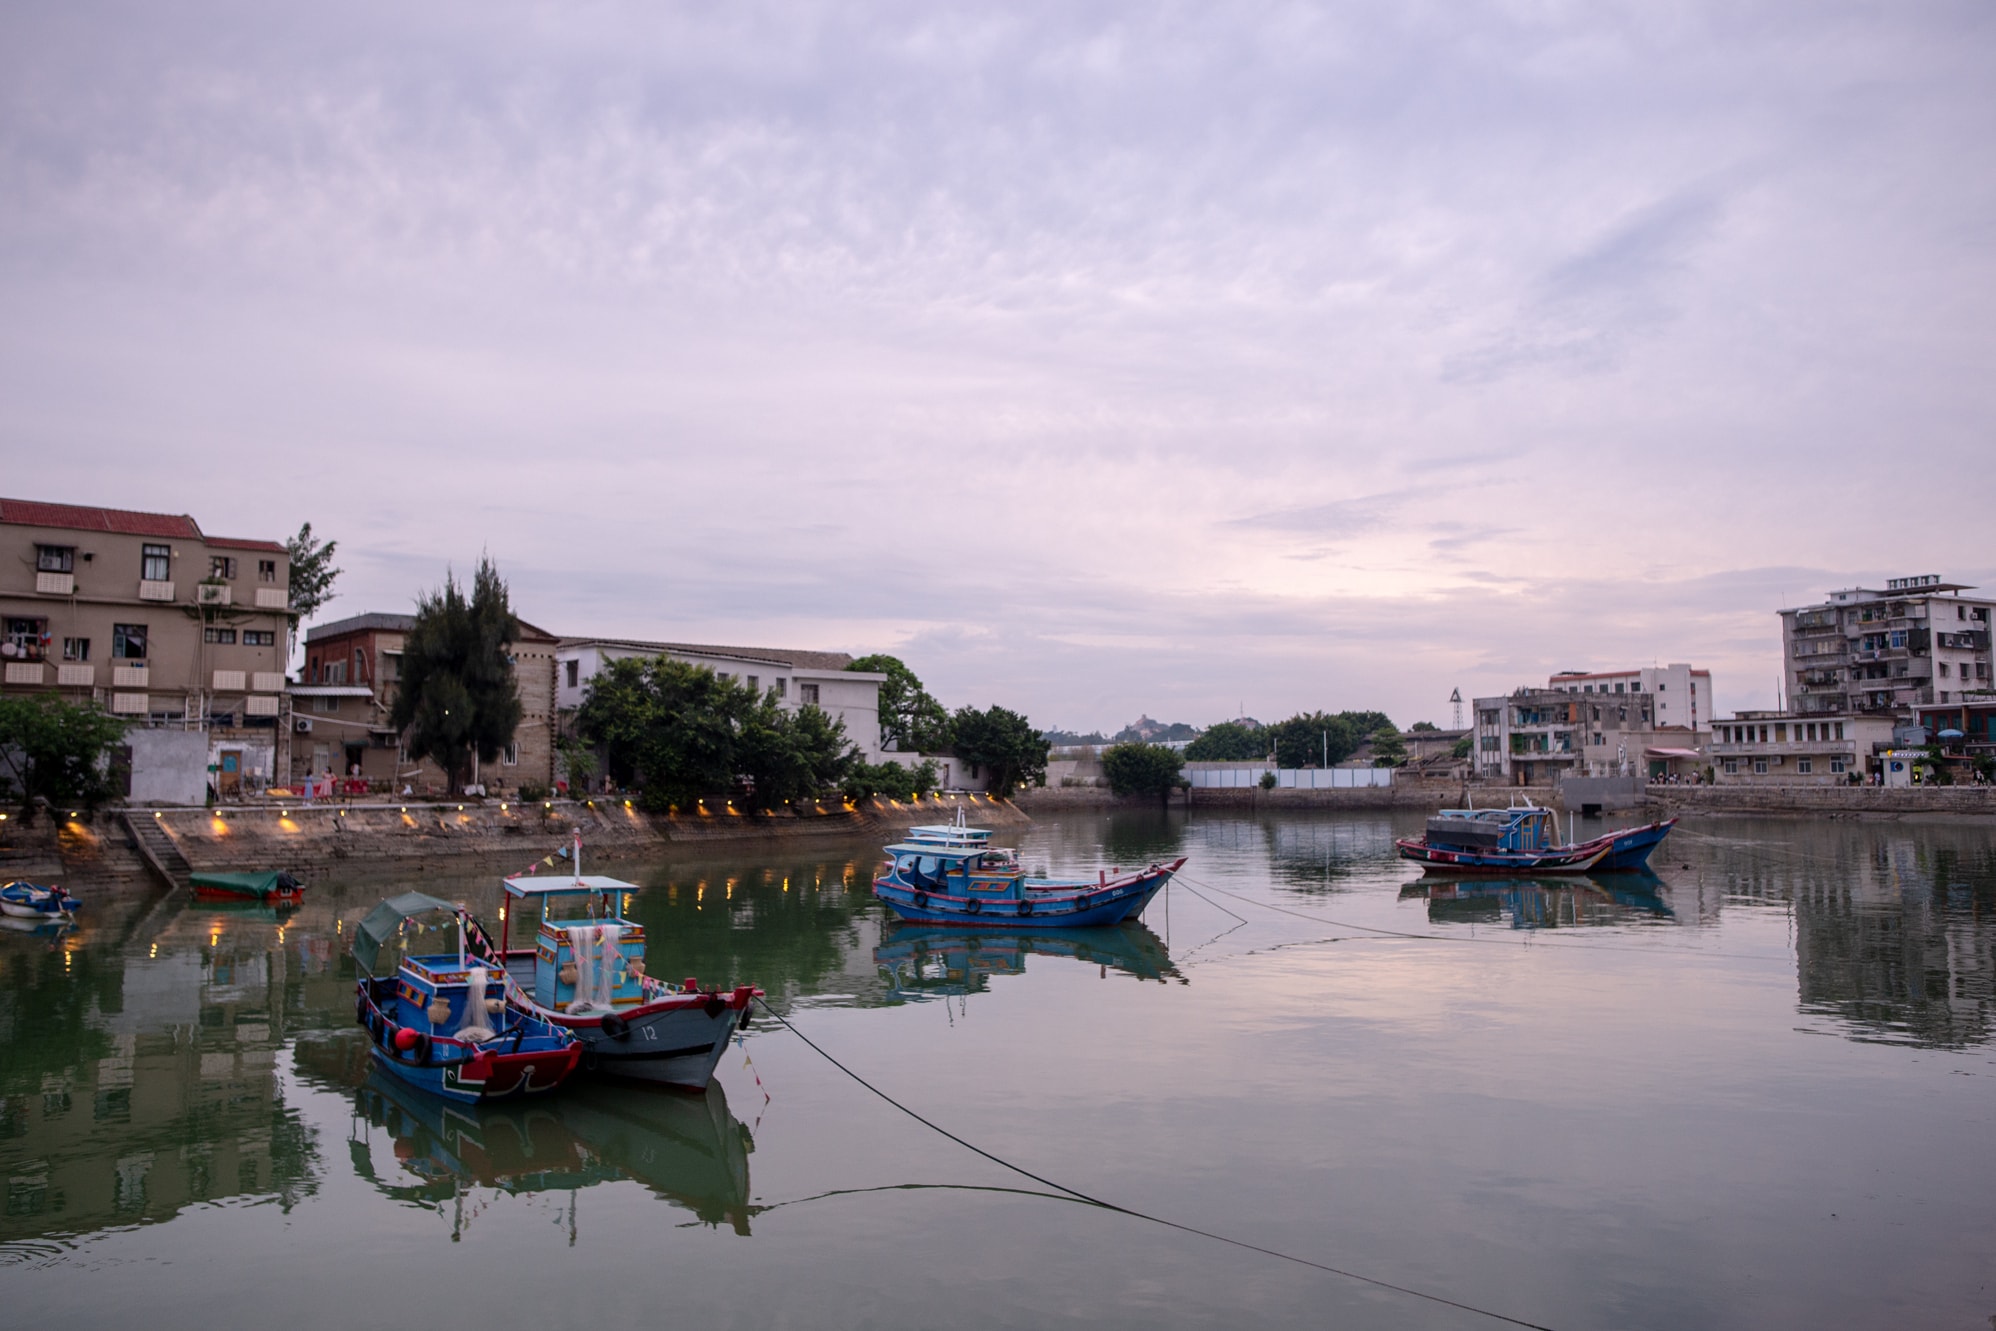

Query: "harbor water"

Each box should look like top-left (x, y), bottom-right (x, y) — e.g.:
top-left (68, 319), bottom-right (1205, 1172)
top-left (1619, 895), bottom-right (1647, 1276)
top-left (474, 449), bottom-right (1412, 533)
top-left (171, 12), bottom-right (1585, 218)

top-left (2, 809), bottom-right (1992, 1329)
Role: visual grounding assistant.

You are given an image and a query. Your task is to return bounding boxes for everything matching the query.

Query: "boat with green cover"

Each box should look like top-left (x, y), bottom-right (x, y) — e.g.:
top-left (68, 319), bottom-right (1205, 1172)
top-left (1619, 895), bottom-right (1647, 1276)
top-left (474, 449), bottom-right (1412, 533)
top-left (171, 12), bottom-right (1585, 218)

top-left (190, 870), bottom-right (305, 903)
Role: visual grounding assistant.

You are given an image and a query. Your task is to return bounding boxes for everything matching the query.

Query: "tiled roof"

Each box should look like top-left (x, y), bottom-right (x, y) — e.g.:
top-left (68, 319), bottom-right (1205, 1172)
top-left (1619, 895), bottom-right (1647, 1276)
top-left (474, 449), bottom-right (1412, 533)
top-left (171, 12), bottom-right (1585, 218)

top-left (561, 636), bottom-right (858, 672)
top-left (0, 497), bottom-right (203, 539)
top-left (206, 535), bottom-right (287, 553)
top-left (305, 612), bottom-right (416, 642)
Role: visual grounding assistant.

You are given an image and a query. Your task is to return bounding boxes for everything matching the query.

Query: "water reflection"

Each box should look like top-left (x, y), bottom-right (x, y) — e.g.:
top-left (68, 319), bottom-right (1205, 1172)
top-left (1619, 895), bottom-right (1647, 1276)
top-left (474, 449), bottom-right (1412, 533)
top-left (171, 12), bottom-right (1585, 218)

top-left (1399, 874), bottom-right (1677, 930)
top-left (874, 921), bottom-right (1182, 1002)
top-left (297, 1037), bottom-right (755, 1237)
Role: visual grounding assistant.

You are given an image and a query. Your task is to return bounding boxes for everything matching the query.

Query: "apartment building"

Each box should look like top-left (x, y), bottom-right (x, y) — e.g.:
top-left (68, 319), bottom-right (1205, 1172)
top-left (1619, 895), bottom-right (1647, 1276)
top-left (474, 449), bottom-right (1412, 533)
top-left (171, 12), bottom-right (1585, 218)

top-left (290, 612), bottom-right (559, 793)
top-left (1474, 685), bottom-right (1704, 783)
top-left (0, 498), bottom-right (290, 801)
top-left (1782, 575), bottom-right (1996, 716)
top-left (1544, 663), bottom-right (1715, 734)
top-left (556, 638), bottom-right (888, 760)
top-left (1708, 711), bottom-right (1896, 784)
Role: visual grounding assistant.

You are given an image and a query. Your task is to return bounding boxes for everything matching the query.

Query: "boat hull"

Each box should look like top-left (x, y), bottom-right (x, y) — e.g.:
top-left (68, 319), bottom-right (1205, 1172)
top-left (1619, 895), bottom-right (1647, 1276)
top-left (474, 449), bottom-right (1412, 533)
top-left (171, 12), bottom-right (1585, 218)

top-left (357, 976), bottom-right (581, 1105)
top-left (499, 955), bottom-right (754, 1089)
top-left (0, 883), bottom-right (80, 917)
top-left (1396, 817), bottom-right (1676, 876)
top-left (873, 860), bottom-right (1183, 928)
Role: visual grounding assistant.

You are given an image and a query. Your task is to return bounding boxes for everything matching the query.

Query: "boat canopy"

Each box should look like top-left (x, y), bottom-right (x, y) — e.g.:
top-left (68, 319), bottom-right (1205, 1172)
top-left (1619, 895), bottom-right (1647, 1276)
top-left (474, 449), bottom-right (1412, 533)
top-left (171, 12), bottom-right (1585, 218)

top-left (503, 873), bottom-right (640, 898)
top-left (189, 870), bottom-right (297, 894)
top-left (353, 891), bottom-right (461, 976)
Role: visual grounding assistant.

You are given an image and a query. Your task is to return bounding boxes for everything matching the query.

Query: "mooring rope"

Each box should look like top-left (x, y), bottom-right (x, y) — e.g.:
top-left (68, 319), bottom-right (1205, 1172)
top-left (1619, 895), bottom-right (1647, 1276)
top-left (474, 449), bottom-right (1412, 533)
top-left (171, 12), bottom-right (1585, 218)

top-left (752, 996), bottom-right (1560, 1331)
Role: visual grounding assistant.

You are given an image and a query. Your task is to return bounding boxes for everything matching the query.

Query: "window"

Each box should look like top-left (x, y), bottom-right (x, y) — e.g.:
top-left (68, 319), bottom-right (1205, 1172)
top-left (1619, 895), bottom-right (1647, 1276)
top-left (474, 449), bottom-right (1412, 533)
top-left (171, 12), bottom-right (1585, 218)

top-left (1658, 682), bottom-right (1667, 691)
top-left (1797, 758), bottom-right (1813, 774)
top-left (112, 624), bottom-right (148, 659)
top-left (1614, 682), bottom-right (1625, 692)
top-left (1480, 736), bottom-right (1499, 751)
top-left (314, 695), bottom-right (338, 713)
top-left (1583, 684), bottom-right (1593, 693)
top-left (1833, 722), bottom-right (1845, 740)
top-left (380, 651), bottom-right (400, 680)
top-left (209, 556), bottom-right (237, 580)
top-left (1940, 662), bottom-right (1951, 678)
top-left (141, 544), bottom-right (170, 581)
top-left (1723, 759), bottom-right (1738, 774)
top-left (243, 630), bottom-right (275, 647)
top-left (325, 660), bottom-right (346, 684)
top-left (258, 559), bottom-right (277, 582)
top-left (36, 545), bottom-right (74, 573)
top-left (63, 637), bottom-right (89, 661)
top-left (774, 678), bottom-right (786, 699)
top-left (1775, 723), bottom-right (1787, 741)
top-left (5, 617), bottom-right (47, 660)
top-left (354, 648), bottom-right (365, 679)
top-left (503, 743), bottom-right (519, 766)
top-left (564, 660), bottom-right (579, 688)
top-left (1753, 759), bottom-right (1768, 774)
top-left (1592, 733), bottom-right (1604, 745)
top-left (203, 627), bottom-right (237, 644)
top-left (746, 675), bottom-right (759, 693)
top-left (800, 682), bottom-right (819, 705)
top-left (1888, 630), bottom-right (1907, 648)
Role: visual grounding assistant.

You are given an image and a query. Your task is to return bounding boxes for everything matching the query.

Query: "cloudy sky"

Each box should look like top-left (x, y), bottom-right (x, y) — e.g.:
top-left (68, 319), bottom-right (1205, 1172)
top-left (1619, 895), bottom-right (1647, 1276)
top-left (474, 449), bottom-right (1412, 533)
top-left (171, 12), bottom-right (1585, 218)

top-left (4, 1), bottom-right (1992, 732)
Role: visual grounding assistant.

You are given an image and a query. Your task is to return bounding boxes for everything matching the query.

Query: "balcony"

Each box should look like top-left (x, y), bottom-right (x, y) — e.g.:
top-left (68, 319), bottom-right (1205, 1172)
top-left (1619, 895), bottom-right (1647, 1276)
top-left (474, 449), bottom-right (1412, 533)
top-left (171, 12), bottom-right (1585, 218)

top-left (138, 580), bottom-right (175, 601)
top-left (4, 662), bottom-right (46, 685)
top-left (110, 692), bottom-right (149, 715)
top-left (56, 664), bottom-right (94, 686)
top-left (254, 588), bottom-right (289, 610)
top-left (196, 583), bottom-right (232, 607)
top-left (212, 669), bottom-right (246, 691)
top-left (113, 665), bottom-right (150, 688)
top-left (252, 671), bottom-right (285, 692)
top-left (36, 571), bottom-right (74, 594)
top-left (1711, 740), bottom-right (1856, 757)
top-left (246, 695), bottom-right (281, 717)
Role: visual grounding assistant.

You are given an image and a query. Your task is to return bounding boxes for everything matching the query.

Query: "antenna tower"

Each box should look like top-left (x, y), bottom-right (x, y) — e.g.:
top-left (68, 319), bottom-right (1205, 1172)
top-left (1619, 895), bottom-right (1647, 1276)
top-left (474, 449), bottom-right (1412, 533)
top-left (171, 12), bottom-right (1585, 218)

top-left (1449, 688), bottom-right (1463, 730)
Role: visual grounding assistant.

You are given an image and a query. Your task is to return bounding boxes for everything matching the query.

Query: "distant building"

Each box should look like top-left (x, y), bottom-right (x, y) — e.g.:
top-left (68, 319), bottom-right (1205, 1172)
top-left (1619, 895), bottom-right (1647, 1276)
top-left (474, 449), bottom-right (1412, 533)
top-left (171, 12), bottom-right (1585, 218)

top-left (0, 497), bottom-right (291, 803)
top-left (292, 611), bottom-right (559, 793)
top-left (1474, 685), bottom-right (1702, 784)
top-left (1911, 697), bottom-right (1996, 761)
top-left (1781, 575), bottom-right (1995, 716)
top-left (1708, 711), bottom-right (1896, 784)
top-left (1544, 663), bottom-right (1715, 734)
top-left (555, 638), bottom-right (888, 761)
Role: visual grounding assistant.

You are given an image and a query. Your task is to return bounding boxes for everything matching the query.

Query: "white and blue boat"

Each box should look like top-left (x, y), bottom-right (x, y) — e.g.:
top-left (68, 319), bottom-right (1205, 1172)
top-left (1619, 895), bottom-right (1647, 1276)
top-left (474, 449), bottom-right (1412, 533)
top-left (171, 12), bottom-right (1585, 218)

top-left (1396, 802), bottom-right (1676, 876)
top-left (874, 814), bottom-right (1185, 928)
top-left (0, 880), bottom-right (81, 919)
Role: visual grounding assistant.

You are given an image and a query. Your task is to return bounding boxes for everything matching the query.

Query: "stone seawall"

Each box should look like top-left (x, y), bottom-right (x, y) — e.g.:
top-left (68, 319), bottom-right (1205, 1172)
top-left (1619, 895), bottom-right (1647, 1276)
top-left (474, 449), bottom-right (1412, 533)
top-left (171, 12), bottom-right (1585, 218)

top-left (1647, 785), bottom-right (1996, 818)
top-left (1184, 783), bottom-right (1558, 811)
top-left (113, 794), bottom-right (1029, 880)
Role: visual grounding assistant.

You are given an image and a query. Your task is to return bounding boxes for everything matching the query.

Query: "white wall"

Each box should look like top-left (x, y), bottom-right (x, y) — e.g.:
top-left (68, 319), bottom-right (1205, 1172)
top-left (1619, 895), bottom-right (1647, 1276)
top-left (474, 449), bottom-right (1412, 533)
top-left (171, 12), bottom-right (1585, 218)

top-left (126, 727), bottom-right (210, 805)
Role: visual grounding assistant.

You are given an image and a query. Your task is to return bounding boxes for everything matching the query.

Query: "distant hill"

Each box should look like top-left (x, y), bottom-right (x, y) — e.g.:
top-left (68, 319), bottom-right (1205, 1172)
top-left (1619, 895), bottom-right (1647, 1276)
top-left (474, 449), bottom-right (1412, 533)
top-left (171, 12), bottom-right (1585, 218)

top-left (1043, 729), bottom-right (1109, 746)
top-left (1110, 716), bottom-right (1200, 744)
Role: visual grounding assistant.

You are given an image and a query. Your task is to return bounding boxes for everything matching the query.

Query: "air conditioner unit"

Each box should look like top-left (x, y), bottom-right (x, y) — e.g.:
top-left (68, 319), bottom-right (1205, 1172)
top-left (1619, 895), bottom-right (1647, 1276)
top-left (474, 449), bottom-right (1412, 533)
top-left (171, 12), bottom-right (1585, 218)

top-left (295, 718), bottom-right (314, 734)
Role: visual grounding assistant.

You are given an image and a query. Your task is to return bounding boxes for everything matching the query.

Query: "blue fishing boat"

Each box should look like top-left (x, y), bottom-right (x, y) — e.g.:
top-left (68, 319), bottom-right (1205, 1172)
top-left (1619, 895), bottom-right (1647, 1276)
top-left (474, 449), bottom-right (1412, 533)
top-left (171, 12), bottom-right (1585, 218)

top-left (352, 891), bottom-right (582, 1104)
top-left (873, 813), bottom-right (1185, 927)
top-left (490, 832), bottom-right (760, 1090)
top-left (1395, 802), bottom-right (1675, 875)
top-left (0, 880), bottom-right (81, 919)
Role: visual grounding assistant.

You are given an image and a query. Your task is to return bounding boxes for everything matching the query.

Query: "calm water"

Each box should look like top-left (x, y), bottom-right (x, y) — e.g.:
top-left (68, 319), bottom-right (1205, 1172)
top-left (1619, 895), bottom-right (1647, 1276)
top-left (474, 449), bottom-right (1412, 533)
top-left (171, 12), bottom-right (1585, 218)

top-left (3, 809), bottom-right (1993, 1330)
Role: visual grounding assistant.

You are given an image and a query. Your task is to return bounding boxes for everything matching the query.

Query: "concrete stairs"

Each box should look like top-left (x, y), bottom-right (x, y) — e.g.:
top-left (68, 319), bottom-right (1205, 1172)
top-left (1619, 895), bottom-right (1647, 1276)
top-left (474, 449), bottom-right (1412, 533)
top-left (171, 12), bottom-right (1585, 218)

top-left (122, 810), bottom-right (193, 890)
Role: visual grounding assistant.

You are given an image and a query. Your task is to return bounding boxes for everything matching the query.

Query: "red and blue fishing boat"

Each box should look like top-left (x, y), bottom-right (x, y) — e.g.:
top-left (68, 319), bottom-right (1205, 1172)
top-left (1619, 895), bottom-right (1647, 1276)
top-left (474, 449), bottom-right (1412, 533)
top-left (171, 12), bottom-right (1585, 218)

top-left (1395, 802), bottom-right (1676, 876)
top-left (352, 891), bottom-right (581, 1104)
top-left (487, 833), bottom-right (760, 1090)
top-left (873, 814), bottom-right (1185, 927)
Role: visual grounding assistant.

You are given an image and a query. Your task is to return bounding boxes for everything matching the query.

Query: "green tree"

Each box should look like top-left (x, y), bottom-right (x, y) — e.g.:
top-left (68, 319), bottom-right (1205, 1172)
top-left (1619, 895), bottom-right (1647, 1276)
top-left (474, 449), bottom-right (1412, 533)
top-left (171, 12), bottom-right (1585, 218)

top-left (1101, 742), bottom-right (1186, 800)
top-left (843, 758), bottom-right (939, 802)
top-left (387, 557), bottom-right (522, 795)
top-left (949, 704), bottom-right (1049, 797)
top-left (1185, 721), bottom-right (1266, 762)
top-left (1410, 721), bottom-right (1438, 732)
top-left (1370, 727), bottom-right (1407, 767)
top-left (284, 522), bottom-right (341, 641)
top-left (0, 695), bottom-right (127, 821)
top-left (847, 654), bottom-right (950, 752)
top-left (1268, 712), bottom-right (1357, 768)
top-left (1451, 736), bottom-right (1473, 760)
top-left (739, 691), bottom-right (858, 807)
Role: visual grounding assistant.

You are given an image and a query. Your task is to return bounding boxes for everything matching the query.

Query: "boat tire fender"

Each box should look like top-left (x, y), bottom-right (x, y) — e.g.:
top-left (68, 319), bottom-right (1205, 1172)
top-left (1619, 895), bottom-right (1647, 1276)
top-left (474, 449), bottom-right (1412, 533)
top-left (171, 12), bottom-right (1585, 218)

top-left (913, 891), bottom-right (929, 910)
top-left (1017, 899), bottom-right (1032, 916)
top-left (966, 898), bottom-right (981, 914)
top-left (600, 1012), bottom-right (631, 1041)
top-left (1075, 894), bottom-right (1091, 911)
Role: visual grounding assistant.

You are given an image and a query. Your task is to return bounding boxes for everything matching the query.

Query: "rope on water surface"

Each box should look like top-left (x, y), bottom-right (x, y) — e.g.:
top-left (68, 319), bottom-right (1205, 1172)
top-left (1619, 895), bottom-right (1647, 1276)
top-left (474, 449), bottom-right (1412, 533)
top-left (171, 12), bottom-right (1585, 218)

top-left (752, 996), bottom-right (1561, 1331)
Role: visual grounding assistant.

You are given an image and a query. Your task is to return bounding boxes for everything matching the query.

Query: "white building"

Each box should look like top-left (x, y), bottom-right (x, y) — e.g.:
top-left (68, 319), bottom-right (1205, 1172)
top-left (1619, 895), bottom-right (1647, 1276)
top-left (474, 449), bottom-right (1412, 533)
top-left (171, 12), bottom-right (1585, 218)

top-left (1708, 711), bottom-right (1897, 784)
top-left (1544, 664), bottom-right (1715, 735)
top-left (555, 638), bottom-right (890, 760)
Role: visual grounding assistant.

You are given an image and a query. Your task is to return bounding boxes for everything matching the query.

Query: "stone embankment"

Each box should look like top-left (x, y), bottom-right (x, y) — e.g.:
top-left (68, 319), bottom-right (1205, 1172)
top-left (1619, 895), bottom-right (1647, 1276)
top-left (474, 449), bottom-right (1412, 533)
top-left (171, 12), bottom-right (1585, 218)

top-left (1645, 784), bottom-right (1996, 818)
top-left (15, 793), bottom-right (1028, 882)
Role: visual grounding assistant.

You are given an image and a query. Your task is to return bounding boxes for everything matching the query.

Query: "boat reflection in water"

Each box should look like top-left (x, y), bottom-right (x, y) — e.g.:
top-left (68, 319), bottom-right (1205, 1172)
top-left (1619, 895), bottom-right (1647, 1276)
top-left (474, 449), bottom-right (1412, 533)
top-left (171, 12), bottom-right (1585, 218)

top-left (1400, 873), bottom-right (1676, 930)
top-left (310, 1039), bottom-right (754, 1236)
top-left (875, 920), bottom-right (1181, 1001)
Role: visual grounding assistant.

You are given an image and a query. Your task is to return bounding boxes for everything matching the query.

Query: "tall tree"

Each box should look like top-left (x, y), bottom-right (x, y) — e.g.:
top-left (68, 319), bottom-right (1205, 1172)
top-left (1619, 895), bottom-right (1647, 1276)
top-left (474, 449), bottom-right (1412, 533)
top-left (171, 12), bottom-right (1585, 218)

top-left (388, 557), bottom-right (522, 794)
top-left (847, 653), bottom-right (950, 752)
top-left (284, 522), bottom-right (342, 642)
top-left (949, 704), bottom-right (1049, 797)
top-left (1268, 712), bottom-right (1356, 768)
top-left (1101, 742), bottom-right (1186, 801)
top-left (0, 696), bottom-right (127, 821)
top-left (1184, 721), bottom-right (1267, 762)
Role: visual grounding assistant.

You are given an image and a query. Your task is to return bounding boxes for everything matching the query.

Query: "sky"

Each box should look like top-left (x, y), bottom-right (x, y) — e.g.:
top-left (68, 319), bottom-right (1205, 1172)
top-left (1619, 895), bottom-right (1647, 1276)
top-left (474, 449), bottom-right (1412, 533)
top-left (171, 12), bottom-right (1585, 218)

top-left (3, 1), bottom-right (1993, 734)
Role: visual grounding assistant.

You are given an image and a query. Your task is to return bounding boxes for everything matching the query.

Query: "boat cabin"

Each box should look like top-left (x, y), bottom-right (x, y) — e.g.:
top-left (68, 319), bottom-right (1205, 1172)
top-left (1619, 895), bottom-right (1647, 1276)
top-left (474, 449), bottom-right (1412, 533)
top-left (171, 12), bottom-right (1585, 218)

top-left (501, 874), bottom-right (648, 1014)
top-left (353, 892), bottom-right (517, 1043)
top-left (881, 842), bottom-right (1023, 900)
top-left (905, 822), bottom-right (995, 848)
top-left (1424, 806), bottom-right (1558, 855)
